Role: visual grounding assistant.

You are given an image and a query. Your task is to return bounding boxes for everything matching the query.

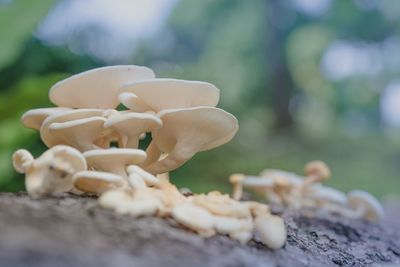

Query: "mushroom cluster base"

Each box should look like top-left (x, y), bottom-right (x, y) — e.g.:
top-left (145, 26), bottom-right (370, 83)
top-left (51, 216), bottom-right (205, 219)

top-left (0, 192), bottom-right (399, 267)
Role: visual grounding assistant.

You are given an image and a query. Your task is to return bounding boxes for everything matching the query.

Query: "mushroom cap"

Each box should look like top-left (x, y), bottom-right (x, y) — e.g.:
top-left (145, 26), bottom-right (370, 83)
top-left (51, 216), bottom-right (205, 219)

top-left (254, 214), bottom-right (287, 249)
top-left (40, 109), bottom-right (104, 148)
top-left (304, 160), bottom-right (331, 181)
top-left (118, 92), bottom-right (152, 112)
top-left (83, 148), bottom-right (147, 174)
top-left (73, 170), bottom-right (125, 194)
top-left (48, 145), bottom-right (87, 172)
top-left (119, 78), bottom-right (220, 112)
top-left (12, 149), bottom-right (34, 173)
top-left (104, 112), bottom-right (162, 148)
top-left (259, 169), bottom-right (303, 186)
top-left (154, 107), bottom-right (238, 156)
top-left (347, 190), bottom-right (384, 221)
top-left (171, 203), bottom-right (215, 236)
top-left (49, 65), bottom-right (155, 109)
top-left (127, 165), bottom-right (159, 187)
top-left (21, 107), bottom-right (71, 130)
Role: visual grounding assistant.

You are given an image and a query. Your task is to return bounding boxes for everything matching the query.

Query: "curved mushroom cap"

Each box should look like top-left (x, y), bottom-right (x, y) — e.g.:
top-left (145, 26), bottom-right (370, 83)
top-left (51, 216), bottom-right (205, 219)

top-left (83, 148), bottom-right (147, 177)
top-left (259, 169), bottom-right (303, 186)
top-left (49, 145), bottom-right (87, 172)
top-left (127, 165), bottom-right (159, 187)
top-left (73, 170), bottom-right (126, 194)
top-left (145, 107), bottom-right (238, 174)
top-left (49, 65), bottom-right (155, 109)
top-left (347, 190), bottom-right (384, 221)
top-left (104, 112), bottom-right (162, 148)
top-left (118, 92), bottom-right (152, 112)
top-left (21, 107), bottom-right (71, 130)
top-left (120, 79), bottom-right (220, 112)
top-left (304, 160), bottom-right (331, 182)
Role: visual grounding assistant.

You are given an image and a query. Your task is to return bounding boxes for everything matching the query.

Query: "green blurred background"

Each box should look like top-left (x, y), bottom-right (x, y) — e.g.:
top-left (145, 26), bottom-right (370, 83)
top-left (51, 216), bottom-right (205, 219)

top-left (1, 0), bottom-right (400, 197)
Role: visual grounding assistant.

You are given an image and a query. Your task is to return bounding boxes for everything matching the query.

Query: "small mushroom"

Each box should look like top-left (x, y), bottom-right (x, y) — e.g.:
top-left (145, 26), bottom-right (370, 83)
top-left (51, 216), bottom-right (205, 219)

top-left (254, 213), bottom-right (287, 250)
top-left (104, 112), bottom-right (162, 148)
top-left (127, 165), bottom-right (159, 188)
top-left (21, 107), bottom-right (70, 130)
top-left (99, 188), bottom-right (163, 217)
top-left (303, 160), bottom-right (331, 185)
top-left (49, 65), bottom-right (155, 109)
top-left (12, 149), bottom-right (34, 173)
top-left (83, 148), bottom-right (146, 178)
top-left (73, 171), bottom-right (126, 195)
top-left (47, 116), bottom-right (107, 151)
top-left (40, 109), bottom-right (104, 149)
top-left (145, 107), bottom-right (238, 174)
top-left (118, 92), bottom-right (152, 112)
top-left (171, 202), bottom-right (216, 237)
top-left (119, 78), bottom-right (220, 112)
top-left (229, 174), bottom-right (245, 200)
top-left (12, 145), bottom-right (86, 198)
top-left (344, 190), bottom-right (384, 222)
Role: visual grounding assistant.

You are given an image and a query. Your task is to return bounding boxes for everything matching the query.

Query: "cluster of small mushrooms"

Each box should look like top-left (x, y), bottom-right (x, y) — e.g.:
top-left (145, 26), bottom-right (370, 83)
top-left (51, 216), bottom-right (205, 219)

top-left (12, 65), bottom-right (287, 249)
top-left (230, 161), bottom-right (384, 222)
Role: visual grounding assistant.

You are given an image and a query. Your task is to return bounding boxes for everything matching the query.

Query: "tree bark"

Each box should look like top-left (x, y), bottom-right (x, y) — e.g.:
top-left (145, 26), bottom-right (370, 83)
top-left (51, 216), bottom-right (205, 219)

top-left (0, 192), bottom-right (399, 267)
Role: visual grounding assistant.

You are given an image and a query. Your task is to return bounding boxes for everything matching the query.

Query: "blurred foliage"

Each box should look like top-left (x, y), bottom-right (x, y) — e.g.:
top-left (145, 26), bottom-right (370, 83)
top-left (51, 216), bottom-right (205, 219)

top-left (1, 0), bottom-right (400, 197)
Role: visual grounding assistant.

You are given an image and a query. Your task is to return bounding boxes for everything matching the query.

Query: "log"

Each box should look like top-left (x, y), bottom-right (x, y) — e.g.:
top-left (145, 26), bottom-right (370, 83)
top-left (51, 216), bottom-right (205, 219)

top-left (0, 192), bottom-right (399, 267)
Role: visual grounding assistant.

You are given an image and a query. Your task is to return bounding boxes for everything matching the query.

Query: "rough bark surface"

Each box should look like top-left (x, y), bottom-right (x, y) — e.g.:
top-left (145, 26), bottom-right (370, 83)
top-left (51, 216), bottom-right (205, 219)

top-left (0, 192), bottom-right (399, 267)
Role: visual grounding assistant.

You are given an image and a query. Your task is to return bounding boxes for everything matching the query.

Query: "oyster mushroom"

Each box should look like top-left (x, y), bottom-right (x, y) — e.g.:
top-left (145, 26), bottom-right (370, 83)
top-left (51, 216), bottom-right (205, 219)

top-left (145, 107), bottom-right (238, 174)
top-left (83, 148), bottom-right (146, 178)
top-left (49, 65), bottom-right (155, 109)
top-left (254, 213), bottom-right (287, 250)
top-left (40, 109), bottom-right (105, 150)
top-left (127, 165), bottom-right (159, 188)
top-left (12, 145), bottom-right (86, 198)
top-left (99, 188), bottom-right (163, 217)
top-left (104, 112), bottom-right (162, 148)
top-left (341, 190), bottom-right (384, 222)
top-left (21, 107), bottom-right (70, 130)
top-left (171, 202), bottom-right (216, 237)
top-left (119, 78), bottom-right (220, 112)
top-left (303, 160), bottom-right (331, 185)
top-left (73, 171), bottom-right (126, 195)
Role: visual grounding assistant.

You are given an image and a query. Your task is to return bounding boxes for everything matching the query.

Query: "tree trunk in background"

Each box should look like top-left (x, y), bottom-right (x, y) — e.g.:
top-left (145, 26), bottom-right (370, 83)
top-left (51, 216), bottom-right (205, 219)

top-left (0, 192), bottom-right (399, 267)
top-left (264, 0), bottom-right (295, 131)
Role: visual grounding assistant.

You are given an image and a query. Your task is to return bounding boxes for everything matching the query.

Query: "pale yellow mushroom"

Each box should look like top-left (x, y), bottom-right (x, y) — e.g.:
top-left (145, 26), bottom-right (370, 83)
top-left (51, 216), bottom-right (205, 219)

top-left (21, 107), bottom-right (70, 130)
top-left (73, 171), bottom-right (126, 195)
top-left (254, 213), bottom-right (287, 250)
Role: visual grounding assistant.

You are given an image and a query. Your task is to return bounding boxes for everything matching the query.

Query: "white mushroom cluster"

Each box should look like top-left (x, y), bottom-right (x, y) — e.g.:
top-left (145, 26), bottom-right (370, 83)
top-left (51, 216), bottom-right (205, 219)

top-left (230, 161), bottom-right (384, 222)
top-left (12, 65), bottom-right (287, 250)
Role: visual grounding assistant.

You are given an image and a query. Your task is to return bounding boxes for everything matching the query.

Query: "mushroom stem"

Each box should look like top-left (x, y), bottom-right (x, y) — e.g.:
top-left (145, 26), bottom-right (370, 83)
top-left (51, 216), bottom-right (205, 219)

top-left (229, 174), bottom-right (245, 200)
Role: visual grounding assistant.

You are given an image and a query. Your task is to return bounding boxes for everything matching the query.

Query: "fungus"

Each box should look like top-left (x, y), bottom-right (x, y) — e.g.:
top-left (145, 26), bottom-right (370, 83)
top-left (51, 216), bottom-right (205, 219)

top-left (12, 145), bottom-right (86, 198)
top-left (303, 160), bottom-right (331, 184)
top-left (49, 65), bottom-right (155, 109)
top-left (254, 213), bottom-right (287, 250)
top-left (344, 190), bottom-right (384, 222)
top-left (73, 171), bottom-right (126, 195)
top-left (127, 165), bottom-right (159, 188)
top-left (21, 107), bottom-right (70, 130)
top-left (104, 112), bottom-right (162, 148)
top-left (120, 78), bottom-right (220, 112)
top-left (118, 92), bottom-right (152, 112)
top-left (145, 107), bottom-right (239, 174)
top-left (83, 148), bottom-right (146, 178)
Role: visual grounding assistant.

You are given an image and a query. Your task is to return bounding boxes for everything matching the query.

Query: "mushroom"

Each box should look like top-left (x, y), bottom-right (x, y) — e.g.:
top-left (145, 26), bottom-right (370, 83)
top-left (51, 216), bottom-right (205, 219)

top-left (126, 165), bottom-right (159, 188)
top-left (340, 190), bottom-right (384, 222)
top-left (47, 116), bottom-right (107, 151)
top-left (73, 171), bottom-right (126, 195)
top-left (254, 213), bottom-right (287, 250)
top-left (171, 202), bottom-right (216, 237)
top-left (303, 160), bottom-right (331, 185)
top-left (83, 148), bottom-right (147, 178)
top-left (118, 92), bottom-right (152, 112)
top-left (21, 107), bottom-right (71, 130)
top-left (104, 112), bottom-right (162, 148)
top-left (144, 107), bottom-right (239, 174)
top-left (12, 145), bottom-right (86, 198)
top-left (40, 109), bottom-right (105, 150)
top-left (119, 78), bottom-right (220, 112)
top-left (99, 188), bottom-right (163, 217)
top-left (49, 65), bottom-right (155, 109)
